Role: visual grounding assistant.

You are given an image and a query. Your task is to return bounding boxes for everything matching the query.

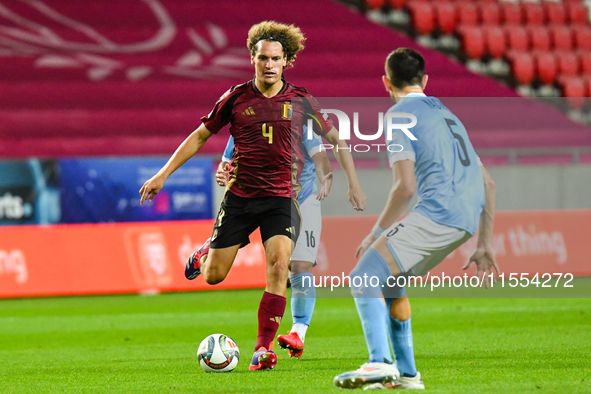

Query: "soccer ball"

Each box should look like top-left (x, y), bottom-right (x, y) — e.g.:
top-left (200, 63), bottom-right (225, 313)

top-left (197, 333), bottom-right (240, 373)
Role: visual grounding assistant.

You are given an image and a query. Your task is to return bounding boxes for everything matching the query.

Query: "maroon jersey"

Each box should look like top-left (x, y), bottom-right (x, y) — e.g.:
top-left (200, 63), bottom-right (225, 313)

top-left (202, 79), bottom-right (332, 199)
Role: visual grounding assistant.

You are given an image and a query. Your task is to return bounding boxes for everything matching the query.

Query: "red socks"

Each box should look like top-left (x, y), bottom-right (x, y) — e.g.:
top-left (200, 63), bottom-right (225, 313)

top-left (256, 291), bottom-right (286, 350)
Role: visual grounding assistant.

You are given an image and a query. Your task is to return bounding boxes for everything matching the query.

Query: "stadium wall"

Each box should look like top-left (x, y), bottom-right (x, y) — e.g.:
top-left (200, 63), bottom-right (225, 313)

top-left (0, 210), bottom-right (588, 299)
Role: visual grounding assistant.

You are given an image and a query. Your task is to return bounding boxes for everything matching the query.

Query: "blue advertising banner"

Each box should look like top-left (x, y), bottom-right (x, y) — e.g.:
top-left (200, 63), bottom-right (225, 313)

top-left (59, 157), bottom-right (213, 223)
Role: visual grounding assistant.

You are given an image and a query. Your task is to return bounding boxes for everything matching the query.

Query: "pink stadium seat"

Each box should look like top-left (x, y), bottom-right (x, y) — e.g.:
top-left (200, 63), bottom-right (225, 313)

top-left (457, 2), bottom-right (479, 26)
top-left (556, 51), bottom-right (580, 76)
top-left (459, 26), bottom-right (485, 59)
top-left (558, 76), bottom-right (586, 109)
top-left (434, 2), bottom-right (457, 35)
top-left (507, 51), bottom-right (536, 85)
top-left (502, 3), bottom-right (523, 25)
top-left (408, 2), bottom-right (436, 35)
top-left (484, 25), bottom-right (506, 59)
top-left (579, 51), bottom-right (591, 73)
top-left (535, 51), bottom-right (558, 85)
top-left (522, 3), bottom-right (545, 25)
top-left (544, 2), bottom-right (567, 25)
top-left (480, 3), bottom-right (501, 25)
top-left (573, 25), bottom-right (591, 50)
top-left (529, 26), bottom-right (551, 51)
top-left (506, 25), bottom-right (530, 51)
top-left (551, 25), bottom-right (574, 51)
top-left (567, 3), bottom-right (589, 24)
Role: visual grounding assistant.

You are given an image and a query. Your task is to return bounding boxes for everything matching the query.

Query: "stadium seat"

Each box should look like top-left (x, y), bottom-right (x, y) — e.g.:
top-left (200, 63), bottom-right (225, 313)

top-left (558, 76), bottom-right (586, 109)
top-left (365, 0), bottom-right (386, 10)
top-left (578, 51), bottom-right (591, 73)
top-left (567, 3), bottom-right (589, 24)
top-left (507, 51), bottom-right (536, 85)
top-left (484, 25), bottom-right (506, 59)
top-left (573, 25), bottom-right (591, 50)
top-left (556, 51), bottom-right (580, 76)
top-left (458, 26), bottom-right (485, 59)
top-left (502, 3), bottom-right (523, 25)
top-left (522, 3), bottom-right (545, 25)
top-left (529, 26), bottom-right (551, 51)
top-left (457, 2), bottom-right (479, 26)
top-left (434, 2), bottom-right (457, 35)
top-left (480, 2), bottom-right (501, 25)
top-left (506, 25), bottom-right (530, 52)
top-left (407, 2), bottom-right (436, 35)
top-left (551, 25), bottom-right (574, 51)
top-left (535, 51), bottom-right (558, 85)
top-left (544, 2), bottom-right (567, 25)
top-left (387, 0), bottom-right (406, 9)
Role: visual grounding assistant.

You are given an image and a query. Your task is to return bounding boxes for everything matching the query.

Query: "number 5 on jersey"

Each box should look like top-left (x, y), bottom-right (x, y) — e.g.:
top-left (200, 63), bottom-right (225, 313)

top-left (262, 123), bottom-right (273, 144)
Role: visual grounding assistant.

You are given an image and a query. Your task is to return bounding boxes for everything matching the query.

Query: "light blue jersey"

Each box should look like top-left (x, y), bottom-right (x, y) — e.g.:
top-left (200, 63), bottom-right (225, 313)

top-left (386, 93), bottom-right (485, 235)
top-left (222, 127), bottom-right (323, 204)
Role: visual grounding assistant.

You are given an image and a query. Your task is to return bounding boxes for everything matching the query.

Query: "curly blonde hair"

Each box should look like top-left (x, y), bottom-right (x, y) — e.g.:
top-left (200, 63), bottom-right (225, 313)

top-left (247, 21), bottom-right (306, 67)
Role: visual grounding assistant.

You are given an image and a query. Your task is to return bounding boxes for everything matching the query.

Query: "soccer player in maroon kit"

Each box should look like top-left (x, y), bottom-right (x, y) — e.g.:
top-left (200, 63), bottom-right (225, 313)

top-left (139, 21), bottom-right (366, 370)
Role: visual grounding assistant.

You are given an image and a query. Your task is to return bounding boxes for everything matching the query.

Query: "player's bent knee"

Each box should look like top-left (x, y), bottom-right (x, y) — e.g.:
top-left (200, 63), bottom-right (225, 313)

top-left (390, 296), bottom-right (411, 321)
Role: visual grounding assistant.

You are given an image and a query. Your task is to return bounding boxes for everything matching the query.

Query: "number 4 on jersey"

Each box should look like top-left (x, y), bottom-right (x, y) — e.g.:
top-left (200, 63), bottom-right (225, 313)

top-left (262, 123), bottom-right (273, 144)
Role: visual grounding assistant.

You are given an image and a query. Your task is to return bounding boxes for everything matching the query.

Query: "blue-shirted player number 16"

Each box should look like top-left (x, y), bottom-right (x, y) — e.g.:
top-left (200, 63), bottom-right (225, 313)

top-left (445, 118), bottom-right (470, 167)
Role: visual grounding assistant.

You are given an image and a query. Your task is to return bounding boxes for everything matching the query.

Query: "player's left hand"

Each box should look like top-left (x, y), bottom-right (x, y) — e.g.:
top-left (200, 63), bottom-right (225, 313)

top-left (356, 233), bottom-right (377, 258)
top-left (348, 186), bottom-right (367, 211)
top-left (216, 161), bottom-right (230, 186)
top-left (463, 244), bottom-right (499, 289)
top-left (317, 172), bottom-right (333, 200)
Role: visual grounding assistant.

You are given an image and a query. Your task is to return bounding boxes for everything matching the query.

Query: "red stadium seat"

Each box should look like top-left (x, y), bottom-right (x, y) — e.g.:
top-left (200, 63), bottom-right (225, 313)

top-left (544, 2), bottom-right (567, 25)
top-left (551, 25), bottom-right (574, 51)
top-left (580, 51), bottom-right (591, 73)
top-left (529, 26), bottom-right (551, 51)
top-left (535, 51), bottom-right (558, 85)
top-left (558, 76), bottom-right (586, 109)
top-left (556, 51), bottom-right (580, 76)
top-left (365, 0), bottom-right (386, 10)
top-left (484, 25), bottom-right (506, 59)
top-left (502, 3), bottom-right (523, 25)
top-left (567, 3), bottom-right (589, 24)
top-left (523, 3), bottom-right (545, 25)
top-left (408, 2), bottom-right (436, 35)
top-left (506, 25), bottom-right (529, 52)
top-left (507, 51), bottom-right (536, 85)
top-left (434, 2), bottom-right (457, 35)
top-left (387, 0), bottom-right (406, 10)
top-left (480, 3), bottom-right (501, 25)
top-left (458, 26), bottom-right (485, 59)
top-left (457, 2), bottom-right (479, 26)
top-left (573, 25), bottom-right (591, 50)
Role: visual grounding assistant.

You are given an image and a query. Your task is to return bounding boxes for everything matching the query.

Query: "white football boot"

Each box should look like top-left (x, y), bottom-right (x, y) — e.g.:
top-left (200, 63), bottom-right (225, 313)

top-left (363, 371), bottom-right (424, 390)
top-left (334, 362), bottom-right (400, 389)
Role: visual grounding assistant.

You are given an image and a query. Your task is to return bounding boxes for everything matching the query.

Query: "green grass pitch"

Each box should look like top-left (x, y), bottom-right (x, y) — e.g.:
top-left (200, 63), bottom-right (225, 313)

top-left (1, 288), bottom-right (590, 393)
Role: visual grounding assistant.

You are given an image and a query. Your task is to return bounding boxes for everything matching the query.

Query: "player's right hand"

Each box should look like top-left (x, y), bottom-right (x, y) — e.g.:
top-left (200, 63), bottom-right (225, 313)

top-left (139, 175), bottom-right (165, 205)
top-left (216, 161), bottom-right (230, 186)
top-left (463, 244), bottom-right (499, 289)
top-left (348, 186), bottom-right (367, 211)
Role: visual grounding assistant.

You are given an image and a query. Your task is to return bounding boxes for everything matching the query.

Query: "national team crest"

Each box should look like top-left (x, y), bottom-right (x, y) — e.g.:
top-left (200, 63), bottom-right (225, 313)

top-left (282, 103), bottom-right (293, 120)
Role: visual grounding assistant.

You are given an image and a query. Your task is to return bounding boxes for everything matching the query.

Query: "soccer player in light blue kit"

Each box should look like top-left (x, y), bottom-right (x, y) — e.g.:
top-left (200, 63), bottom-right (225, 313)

top-left (334, 48), bottom-right (498, 390)
top-left (217, 128), bottom-right (332, 359)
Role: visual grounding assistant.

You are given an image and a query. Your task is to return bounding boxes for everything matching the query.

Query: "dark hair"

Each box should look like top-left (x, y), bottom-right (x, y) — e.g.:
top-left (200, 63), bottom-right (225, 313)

top-left (247, 21), bottom-right (305, 67)
top-left (385, 48), bottom-right (425, 89)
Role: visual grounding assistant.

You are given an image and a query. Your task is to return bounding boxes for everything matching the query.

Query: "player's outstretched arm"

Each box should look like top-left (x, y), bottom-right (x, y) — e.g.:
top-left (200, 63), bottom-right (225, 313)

top-left (140, 124), bottom-right (213, 205)
top-left (463, 165), bottom-right (498, 288)
top-left (323, 127), bottom-right (367, 211)
top-left (356, 159), bottom-right (416, 257)
top-left (310, 151), bottom-right (333, 200)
